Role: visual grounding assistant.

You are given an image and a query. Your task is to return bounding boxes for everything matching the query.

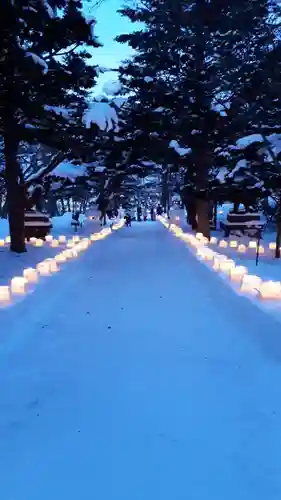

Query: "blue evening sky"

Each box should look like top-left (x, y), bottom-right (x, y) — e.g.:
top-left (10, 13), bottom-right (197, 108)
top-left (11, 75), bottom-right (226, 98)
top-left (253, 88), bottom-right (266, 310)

top-left (91, 0), bottom-right (135, 93)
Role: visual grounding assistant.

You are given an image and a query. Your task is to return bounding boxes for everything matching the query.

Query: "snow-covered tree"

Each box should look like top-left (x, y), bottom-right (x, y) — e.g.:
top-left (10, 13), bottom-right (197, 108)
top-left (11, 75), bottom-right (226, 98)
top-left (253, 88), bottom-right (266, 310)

top-left (0, 0), bottom-right (100, 252)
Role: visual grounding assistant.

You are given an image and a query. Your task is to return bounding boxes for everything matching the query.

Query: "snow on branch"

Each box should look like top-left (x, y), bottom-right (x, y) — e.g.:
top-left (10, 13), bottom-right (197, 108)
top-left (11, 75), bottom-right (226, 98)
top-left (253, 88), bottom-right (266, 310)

top-left (41, 0), bottom-right (55, 18)
top-left (26, 52), bottom-right (48, 74)
top-left (169, 140), bottom-right (191, 156)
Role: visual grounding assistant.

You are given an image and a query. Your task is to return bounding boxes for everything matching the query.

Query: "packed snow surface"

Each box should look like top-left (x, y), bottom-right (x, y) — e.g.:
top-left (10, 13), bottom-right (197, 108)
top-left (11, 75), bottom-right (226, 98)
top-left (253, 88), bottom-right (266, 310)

top-left (1, 222), bottom-right (281, 499)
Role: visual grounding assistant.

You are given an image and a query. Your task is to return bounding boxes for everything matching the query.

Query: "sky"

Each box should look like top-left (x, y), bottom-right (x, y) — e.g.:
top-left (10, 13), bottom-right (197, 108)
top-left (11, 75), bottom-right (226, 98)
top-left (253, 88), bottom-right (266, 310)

top-left (89, 0), bottom-right (136, 94)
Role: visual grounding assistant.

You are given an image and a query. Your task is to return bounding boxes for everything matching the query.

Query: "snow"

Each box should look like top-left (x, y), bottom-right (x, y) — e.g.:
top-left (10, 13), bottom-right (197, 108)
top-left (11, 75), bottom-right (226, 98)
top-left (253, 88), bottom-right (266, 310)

top-left (83, 101), bottom-right (119, 131)
top-left (236, 134), bottom-right (264, 149)
top-left (44, 105), bottom-right (71, 119)
top-left (42, 0), bottom-right (55, 18)
top-left (169, 140), bottom-right (191, 156)
top-left (144, 76), bottom-right (154, 83)
top-left (216, 166), bottom-right (229, 183)
top-left (25, 52), bottom-right (48, 74)
top-left (0, 213), bottom-right (99, 286)
top-left (52, 161), bottom-right (86, 179)
top-left (1, 223), bottom-right (281, 498)
top-left (228, 158), bottom-right (248, 178)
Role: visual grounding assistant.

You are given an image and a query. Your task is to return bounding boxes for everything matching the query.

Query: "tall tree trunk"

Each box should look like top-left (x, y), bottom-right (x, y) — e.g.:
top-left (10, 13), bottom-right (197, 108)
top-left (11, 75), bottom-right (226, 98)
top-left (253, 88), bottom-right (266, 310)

top-left (195, 153), bottom-right (210, 238)
top-left (4, 127), bottom-right (26, 253)
top-left (275, 193), bottom-right (281, 258)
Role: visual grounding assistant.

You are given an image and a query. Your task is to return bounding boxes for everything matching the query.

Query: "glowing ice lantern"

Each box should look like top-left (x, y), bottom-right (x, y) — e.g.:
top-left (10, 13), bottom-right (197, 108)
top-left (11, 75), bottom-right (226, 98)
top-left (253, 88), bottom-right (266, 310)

top-left (269, 242), bottom-right (276, 250)
top-left (45, 235), bottom-right (53, 243)
top-left (219, 259), bottom-right (235, 273)
top-left (23, 268), bottom-right (38, 283)
top-left (30, 237), bottom-right (37, 244)
top-left (10, 277), bottom-right (26, 294)
top-left (51, 239), bottom-right (59, 248)
top-left (58, 235), bottom-right (66, 243)
top-left (196, 232), bottom-right (203, 240)
top-left (230, 266), bottom-right (248, 283)
top-left (55, 253), bottom-right (67, 263)
top-left (258, 281), bottom-right (281, 300)
top-left (248, 241), bottom-right (257, 249)
top-left (229, 240), bottom-right (238, 248)
top-left (37, 261), bottom-right (52, 276)
top-left (67, 240), bottom-right (75, 248)
top-left (213, 255), bottom-right (227, 271)
top-left (219, 240), bottom-right (228, 248)
top-left (5, 236), bottom-right (11, 244)
top-left (44, 258), bottom-right (58, 273)
top-left (0, 239), bottom-right (5, 247)
top-left (258, 246), bottom-right (265, 255)
top-left (210, 237), bottom-right (217, 245)
top-left (240, 274), bottom-right (262, 293)
top-left (72, 236), bottom-right (80, 243)
top-left (0, 286), bottom-right (10, 303)
top-left (238, 244), bottom-right (247, 253)
top-left (35, 239), bottom-right (44, 247)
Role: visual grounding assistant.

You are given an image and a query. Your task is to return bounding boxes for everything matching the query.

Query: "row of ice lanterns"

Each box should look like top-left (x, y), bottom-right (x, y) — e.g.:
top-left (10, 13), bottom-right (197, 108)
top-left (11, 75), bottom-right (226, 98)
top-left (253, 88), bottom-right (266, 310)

top-left (204, 235), bottom-right (277, 254)
top-left (0, 223), bottom-right (123, 306)
top-left (159, 219), bottom-right (281, 300)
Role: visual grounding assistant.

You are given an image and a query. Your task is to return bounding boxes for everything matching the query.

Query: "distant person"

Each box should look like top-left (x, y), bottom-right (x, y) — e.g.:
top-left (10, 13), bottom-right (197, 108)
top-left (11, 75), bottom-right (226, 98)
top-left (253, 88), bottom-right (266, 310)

top-left (150, 208), bottom-right (155, 221)
top-left (137, 206), bottom-right (142, 221)
top-left (156, 205), bottom-right (163, 216)
top-left (124, 214), bottom-right (132, 227)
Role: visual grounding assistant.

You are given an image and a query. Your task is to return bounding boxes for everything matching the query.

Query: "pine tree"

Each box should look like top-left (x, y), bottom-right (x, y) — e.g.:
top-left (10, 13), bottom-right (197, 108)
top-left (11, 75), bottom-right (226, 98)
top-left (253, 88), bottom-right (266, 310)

top-left (0, 0), bottom-right (100, 252)
top-left (117, 0), bottom-right (279, 237)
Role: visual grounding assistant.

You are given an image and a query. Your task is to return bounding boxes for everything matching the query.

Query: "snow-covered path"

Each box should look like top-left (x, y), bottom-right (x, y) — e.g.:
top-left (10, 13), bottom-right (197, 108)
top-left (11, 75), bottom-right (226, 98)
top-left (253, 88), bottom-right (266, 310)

top-left (1, 222), bottom-right (281, 500)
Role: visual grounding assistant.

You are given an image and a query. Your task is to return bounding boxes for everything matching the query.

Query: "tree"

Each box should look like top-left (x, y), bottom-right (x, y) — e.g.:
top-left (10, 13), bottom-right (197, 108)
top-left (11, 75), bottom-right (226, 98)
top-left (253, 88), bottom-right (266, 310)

top-left (0, 0), bottom-right (100, 252)
top-left (117, 0), bottom-right (279, 237)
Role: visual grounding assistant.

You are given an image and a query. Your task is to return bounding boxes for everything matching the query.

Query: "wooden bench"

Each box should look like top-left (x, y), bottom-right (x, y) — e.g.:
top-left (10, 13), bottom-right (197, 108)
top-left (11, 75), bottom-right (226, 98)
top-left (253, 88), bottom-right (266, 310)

top-left (24, 210), bottom-right (52, 239)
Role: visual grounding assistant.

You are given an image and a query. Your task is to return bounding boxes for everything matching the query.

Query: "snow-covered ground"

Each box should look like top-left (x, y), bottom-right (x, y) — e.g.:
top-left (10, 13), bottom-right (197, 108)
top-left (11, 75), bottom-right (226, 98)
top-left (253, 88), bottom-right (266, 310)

top-left (1, 222), bottom-right (281, 499)
top-left (0, 213), bottom-right (101, 286)
top-left (169, 206), bottom-right (281, 284)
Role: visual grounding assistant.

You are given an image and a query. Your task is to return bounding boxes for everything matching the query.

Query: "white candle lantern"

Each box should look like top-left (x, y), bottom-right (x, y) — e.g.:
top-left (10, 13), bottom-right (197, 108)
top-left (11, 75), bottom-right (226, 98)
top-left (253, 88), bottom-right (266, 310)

top-left (210, 237), bottom-right (217, 245)
top-left (35, 239), bottom-right (44, 247)
top-left (258, 281), bottom-right (281, 300)
top-left (238, 244), bottom-right (247, 253)
top-left (219, 240), bottom-right (228, 248)
top-left (0, 239), bottom-right (5, 247)
top-left (55, 253), bottom-right (67, 263)
top-left (10, 277), bottom-right (26, 294)
top-left (240, 274), bottom-right (262, 293)
top-left (248, 241), bottom-right (257, 249)
top-left (0, 286), bottom-right (10, 303)
top-left (196, 232), bottom-right (203, 240)
top-left (258, 246), bottom-right (265, 255)
top-left (37, 261), bottom-right (51, 276)
top-left (23, 268), bottom-right (38, 283)
top-left (72, 236), bottom-right (80, 243)
top-left (45, 235), bottom-right (53, 243)
top-left (269, 242), bottom-right (276, 250)
top-left (58, 235), bottom-right (66, 243)
top-left (67, 241), bottom-right (75, 248)
top-left (230, 266), bottom-right (248, 282)
top-left (219, 259), bottom-right (235, 273)
top-left (229, 240), bottom-right (238, 248)
top-left (213, 255), bottom-right (227, 271)
top-left (51, 239), bottom-right (59, 248)
top-left (44, 258), bottom-right (58, 273)
top-left (30, 237), bottom-right (37, 244)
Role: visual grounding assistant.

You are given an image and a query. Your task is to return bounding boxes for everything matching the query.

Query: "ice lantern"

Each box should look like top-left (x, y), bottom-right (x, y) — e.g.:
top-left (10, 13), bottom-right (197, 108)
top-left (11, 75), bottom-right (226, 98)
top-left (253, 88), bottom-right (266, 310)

top-left (10, 277), bottom-right (26, 294)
